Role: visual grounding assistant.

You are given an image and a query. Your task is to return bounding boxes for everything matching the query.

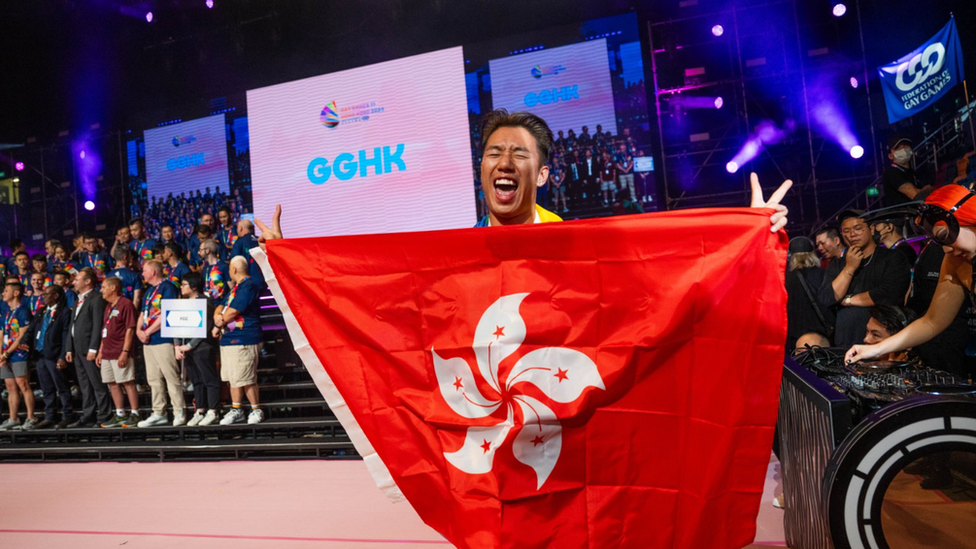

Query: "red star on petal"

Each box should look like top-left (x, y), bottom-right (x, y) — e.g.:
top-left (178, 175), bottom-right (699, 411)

top-left (493, 325), bottom-right (505, 338)
top-left (554, 368), bottom-right (569, 382)
top-left (531, 435), bottom-right (545, 447)
top-left (453, 377), bottom-right (463, 391)
top-left (481, 439), bottom-right (491, 454)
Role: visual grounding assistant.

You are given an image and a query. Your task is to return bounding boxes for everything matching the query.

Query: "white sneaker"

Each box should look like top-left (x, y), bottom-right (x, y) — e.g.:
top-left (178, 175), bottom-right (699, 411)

top-left (187, 411), bottom-right (205, 427)
top-left (247, 408), bottom-right (265, 425)
top-left (199, 410), bottom-right (219, 426)
top-left (172, 410), bottom-right (187, 427)
top-left (0, 418), bottom-right (21, 431)
top-left (219, 408), bottom-right (245, 425)
top-left (137, 414), bottom-right (168, 428)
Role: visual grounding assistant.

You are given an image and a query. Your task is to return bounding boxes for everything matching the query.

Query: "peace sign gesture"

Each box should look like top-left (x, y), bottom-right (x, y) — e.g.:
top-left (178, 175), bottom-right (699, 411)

top-left (750, 172), bottom-right (792, 232)
top-left (254, 205), bottom-right (283, 251)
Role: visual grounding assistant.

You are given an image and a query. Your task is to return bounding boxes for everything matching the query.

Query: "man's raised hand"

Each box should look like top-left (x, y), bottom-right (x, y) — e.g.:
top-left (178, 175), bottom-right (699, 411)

top-left (750, 172), bottom-right (792, 233)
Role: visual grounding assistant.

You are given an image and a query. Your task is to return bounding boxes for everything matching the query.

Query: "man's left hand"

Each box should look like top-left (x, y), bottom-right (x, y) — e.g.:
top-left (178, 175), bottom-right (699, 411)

top-left (750, 173), bottom-right (792, 233)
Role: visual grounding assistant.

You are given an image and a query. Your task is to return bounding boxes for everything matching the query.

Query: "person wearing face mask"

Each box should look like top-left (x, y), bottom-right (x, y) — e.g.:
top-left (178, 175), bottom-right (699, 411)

top-left (846, 185), bottom-right (976, 378)
top-left (881, 136), bottom-right (931, 207)
top-left (865, 209), bottom-right (918, 265)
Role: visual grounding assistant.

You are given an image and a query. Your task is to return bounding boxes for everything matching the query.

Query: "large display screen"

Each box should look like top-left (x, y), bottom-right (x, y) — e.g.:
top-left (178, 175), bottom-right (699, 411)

top-left (144, 114), bottom-right (229, 201)
top-left (246, 47), bottom-right (474, 238)
top-left (488, 40), bottom-right (617, 137)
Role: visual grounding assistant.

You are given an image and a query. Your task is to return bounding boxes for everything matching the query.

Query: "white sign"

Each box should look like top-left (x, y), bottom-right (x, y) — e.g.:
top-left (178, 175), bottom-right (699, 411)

top-left (161, 299), bottom-right (208, 339)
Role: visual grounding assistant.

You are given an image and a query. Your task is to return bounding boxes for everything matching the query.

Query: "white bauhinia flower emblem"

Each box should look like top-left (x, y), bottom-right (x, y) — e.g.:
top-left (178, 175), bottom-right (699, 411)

top-left (432, 293), bottom-right (605, 489)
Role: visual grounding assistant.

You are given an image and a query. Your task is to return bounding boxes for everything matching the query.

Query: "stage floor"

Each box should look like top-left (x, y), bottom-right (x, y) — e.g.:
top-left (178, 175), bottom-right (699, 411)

top-left (0, 454), bottom-right (786, 548)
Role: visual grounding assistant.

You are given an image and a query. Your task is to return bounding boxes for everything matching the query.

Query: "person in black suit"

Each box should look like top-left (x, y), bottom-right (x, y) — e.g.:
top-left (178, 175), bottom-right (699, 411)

top-left (577, 148), bottom-right (599, 206)
top-left (24, 285), bottom-right (74, 429)
top-left (66, 268), bottom-right (110, 428)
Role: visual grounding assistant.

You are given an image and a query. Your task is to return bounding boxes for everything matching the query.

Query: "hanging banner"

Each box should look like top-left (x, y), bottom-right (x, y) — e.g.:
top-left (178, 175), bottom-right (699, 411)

top-left (878, 18), bottom-right (965, 124)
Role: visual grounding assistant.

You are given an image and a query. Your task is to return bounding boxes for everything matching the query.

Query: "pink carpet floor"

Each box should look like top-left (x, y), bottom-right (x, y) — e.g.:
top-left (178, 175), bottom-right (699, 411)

top-left (0, 453), bottom-right (786, 548)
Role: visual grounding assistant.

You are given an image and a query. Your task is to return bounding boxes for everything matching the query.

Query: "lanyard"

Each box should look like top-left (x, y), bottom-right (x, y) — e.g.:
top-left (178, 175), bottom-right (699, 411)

top-left (143, 285), bottom-right (161, 327)
top-left (104, 302), bottom-right (119, 328)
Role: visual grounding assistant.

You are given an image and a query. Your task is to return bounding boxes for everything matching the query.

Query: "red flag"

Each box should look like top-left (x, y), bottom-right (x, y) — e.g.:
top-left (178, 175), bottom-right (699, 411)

top-left (254, 209), bottom-right (786, 549)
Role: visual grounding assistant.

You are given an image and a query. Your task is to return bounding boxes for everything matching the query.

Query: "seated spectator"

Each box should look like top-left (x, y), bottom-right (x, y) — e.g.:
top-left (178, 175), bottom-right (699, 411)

top-left (97, 277), bottom-right (140, 428)
top-left (818, 210), bottom-right (912, 348)
top-left (785, 236), bottom-right (832, 350)
top-left (0, 280), bottom-right (37, 430)
top-left (176, 272), bottom-right (221, 426)
top-left (24, 284), bottom-right (74, 429)
top-left (215, 256), bottom-right (263, 425)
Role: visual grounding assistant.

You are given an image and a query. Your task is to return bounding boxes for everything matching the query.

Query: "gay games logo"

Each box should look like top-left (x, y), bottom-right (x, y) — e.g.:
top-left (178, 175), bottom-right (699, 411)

top-left (320, 101), bottom-right (340, 128)
top-left (307, 144), bottom-right (406, 184)
top-left (530, 64), bottom-right (567, 79)
top-left (171, 135), bottom-right (197, 147)
top-left (319, 99), bottom-right (385, 129)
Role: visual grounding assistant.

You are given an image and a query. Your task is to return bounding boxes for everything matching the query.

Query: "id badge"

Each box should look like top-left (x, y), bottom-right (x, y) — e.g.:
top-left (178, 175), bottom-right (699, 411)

top-left (102, 328), bottom-right (108, 338)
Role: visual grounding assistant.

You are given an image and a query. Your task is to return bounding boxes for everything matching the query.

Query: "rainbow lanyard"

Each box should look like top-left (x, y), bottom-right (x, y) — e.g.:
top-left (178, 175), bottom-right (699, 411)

top-left (2, 308), bottom-right (19, 354)
top-left (143, 285), bottom-right (160, 328)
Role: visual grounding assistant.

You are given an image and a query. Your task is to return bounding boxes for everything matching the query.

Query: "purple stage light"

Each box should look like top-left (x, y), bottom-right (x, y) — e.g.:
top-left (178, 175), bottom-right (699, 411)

top-left (145, 11), bottom-right (153, 22)
top-left (14, 162), bottom-right (24, 171)
top-left (850, 146), bottom-right (864, 159)
top-left (726, 120), bottom-right (795, 175)
top-left (711, 25), bottom-right (724, 37)
top-left (84, 200), bottom-right (95, 211)
top-left (850, 76), bottom-right (859, 89)
top-left (206, 0), bottom-right (214, 8)
top-left (832, 3), bottom-right (847, 17)
top-left (79, 150), bottom-right (86, 160)
top-left (726, 161), bottom-right (739, 174)
top-left (714, 97), bottom-right (724, 109)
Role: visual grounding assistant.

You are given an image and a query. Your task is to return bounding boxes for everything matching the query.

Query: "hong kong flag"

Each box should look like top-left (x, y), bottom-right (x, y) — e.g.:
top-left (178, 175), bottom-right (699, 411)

top-left (253, 208), bottom-right (786, 549)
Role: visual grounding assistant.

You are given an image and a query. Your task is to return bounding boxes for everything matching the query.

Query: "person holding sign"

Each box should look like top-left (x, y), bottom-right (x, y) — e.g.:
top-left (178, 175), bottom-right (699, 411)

top-left (96, 277), bottom-right (140, 428)
top-left (175, 272), bottom-right (221, 427)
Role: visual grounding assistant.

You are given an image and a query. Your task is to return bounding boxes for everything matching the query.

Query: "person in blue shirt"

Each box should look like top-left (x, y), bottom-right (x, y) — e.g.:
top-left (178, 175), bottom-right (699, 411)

top-left (27, 272), bottom-right (47, 316)
top-left (52, 271), bottom-right (78, 309)
top-left (136, 260), bottom-right (185, 428)
top-left (187, 223), bottom-right (212, 269)
top-left (216, 206), bottom-right (238, 260)
top-left (214, 256), bottom-right (263, 425)
top-left (128, 218), bottom-right (157, 266)
top-left (12, 252), bottom-right (31, 287)
top-left (5, 239), bottom-right (26, 276)
top-left (162, 243), bottom-right (191, 287)
top-left (229, 219), bottom-right (265, 289)
top-left (0, 280), bottom-right (37, 430)
top-left (108, 246), bottom-right (144, 305)
top-left (199, 239), bottom-right (229, 305)
top-left (80, 233), bottom-right (111, 282)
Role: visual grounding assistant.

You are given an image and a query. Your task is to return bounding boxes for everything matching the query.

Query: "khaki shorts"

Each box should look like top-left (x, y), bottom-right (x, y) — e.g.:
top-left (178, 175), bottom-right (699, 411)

top-left (101, 357), bottom-right (136, 384)
top-left (600, 179), bottom-right (616, 192)
top-left (219, 344), bottom-right (259, 388)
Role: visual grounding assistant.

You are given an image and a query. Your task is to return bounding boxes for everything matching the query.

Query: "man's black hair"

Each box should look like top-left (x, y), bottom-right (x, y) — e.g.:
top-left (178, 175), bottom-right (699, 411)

top-left (815, 227), bottom-right (841, 240)
top-left (869, 305), bottom-right (916, 336)
top-left (182, 271), bottom-right (205, 294)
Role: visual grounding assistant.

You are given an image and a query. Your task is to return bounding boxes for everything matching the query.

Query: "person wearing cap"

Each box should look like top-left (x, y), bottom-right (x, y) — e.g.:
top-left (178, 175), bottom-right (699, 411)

top-left (881, 136), bottom-right (931, 207)
top-left (818, 210), bottom-right (911, 348)
top-left (785, 236), bottom-right (832, 350)
top-left (865, 207), bottom-right (918, 265)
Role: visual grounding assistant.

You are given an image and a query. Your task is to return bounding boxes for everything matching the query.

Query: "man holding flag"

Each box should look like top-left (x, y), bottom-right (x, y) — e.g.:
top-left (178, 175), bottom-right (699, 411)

top-left (250, 110), bottom-right (791, 548)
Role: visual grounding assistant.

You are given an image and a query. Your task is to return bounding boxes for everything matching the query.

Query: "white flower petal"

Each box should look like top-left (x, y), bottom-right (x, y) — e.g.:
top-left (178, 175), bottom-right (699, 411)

top-left (512, 396), bottom-right (562, 489)
top-left (473, 293), bottom-right (529, 393)
top-left (444, 405), bottom-right (514, 475)
top-left (432, 349), bottom-right (501, 419)
top-left (506, 347), bottom-right (604, 403)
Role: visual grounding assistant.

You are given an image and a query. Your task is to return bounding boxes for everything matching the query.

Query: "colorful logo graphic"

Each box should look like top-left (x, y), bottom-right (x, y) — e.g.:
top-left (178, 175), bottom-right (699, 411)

top-left (531, 64), bottom-right (567, 79)
top-left (171, 135), bottom-right (197, 147)
top-left (320, 101), bottom-right (340, 128)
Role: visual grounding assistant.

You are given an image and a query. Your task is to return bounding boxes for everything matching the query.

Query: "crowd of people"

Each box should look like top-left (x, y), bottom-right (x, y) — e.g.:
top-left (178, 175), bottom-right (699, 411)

top-left (0, 207), bottom-right (267, 431)
top-left (786, 136), bottom-right (976, 380)
top-left (474, 123), bottom-right (653, 219)
top-left (134, 186), bottom-right (249, 249)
